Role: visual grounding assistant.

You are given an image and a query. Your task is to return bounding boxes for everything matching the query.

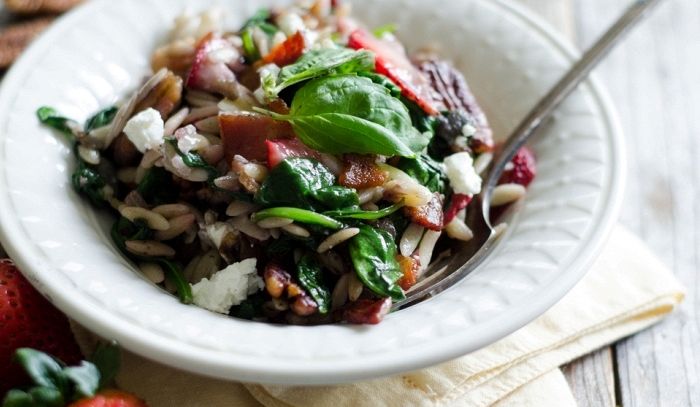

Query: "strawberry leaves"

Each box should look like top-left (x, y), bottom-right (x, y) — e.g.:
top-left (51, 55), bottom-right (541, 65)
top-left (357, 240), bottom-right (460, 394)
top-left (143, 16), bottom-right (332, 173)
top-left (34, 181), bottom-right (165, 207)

top-left (2, 344), bottom-right (121, 407)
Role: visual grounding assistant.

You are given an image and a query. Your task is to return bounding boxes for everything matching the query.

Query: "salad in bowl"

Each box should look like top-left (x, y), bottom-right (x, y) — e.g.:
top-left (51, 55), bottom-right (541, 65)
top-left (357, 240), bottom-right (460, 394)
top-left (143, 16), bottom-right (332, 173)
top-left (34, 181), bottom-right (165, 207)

top-left (37, 0), bottom-right (535, 325)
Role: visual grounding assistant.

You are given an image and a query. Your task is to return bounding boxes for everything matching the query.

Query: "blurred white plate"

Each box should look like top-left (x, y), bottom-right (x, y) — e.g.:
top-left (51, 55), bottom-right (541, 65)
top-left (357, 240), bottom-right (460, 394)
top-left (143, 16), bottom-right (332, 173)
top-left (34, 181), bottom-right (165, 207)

top-left (0, 0), bottom-right (624, 384)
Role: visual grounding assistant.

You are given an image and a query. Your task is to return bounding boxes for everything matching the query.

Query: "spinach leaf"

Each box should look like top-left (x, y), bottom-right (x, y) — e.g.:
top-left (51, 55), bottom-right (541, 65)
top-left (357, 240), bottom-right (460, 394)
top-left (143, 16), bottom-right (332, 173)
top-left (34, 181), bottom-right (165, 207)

top-left (71, 161), bottom-right (107, 206)
top-left (36, 106), bottom-right (77, 141)
top-left (348, 225), bottom-right (405, 301)
top-left (263, 48), bottom-right (375, 98)
top-left (255, 157), bottom-right (336, 210)
top-left (229, 291), bottom-right (266, 320)
top-left (259, 75), bottom-right (429, 157)
top-left (324, 201), bottom-right (404, 220)
top-left (136, 167), bottom-right (178, 205)
top-left (297, 254), bottom-right (331, 314)
top-left (396, 154), bottom-right (446, 193)
top-left (312, 186), bottom-right (359, 210)
top-left (265, 234), bottom-right (317, 259)
top-left (165, 138), bottom-right (219, 180)
top-left (240, 8), bottom-right (278, 62)
top-left (404, 96), bottom-right (439, 135)
top-left (85, 106), bottom-right (118, 132)
top-left (252, 207), bottom-right (343, 230)
top-left (110, 217), bottom-right (192, 304)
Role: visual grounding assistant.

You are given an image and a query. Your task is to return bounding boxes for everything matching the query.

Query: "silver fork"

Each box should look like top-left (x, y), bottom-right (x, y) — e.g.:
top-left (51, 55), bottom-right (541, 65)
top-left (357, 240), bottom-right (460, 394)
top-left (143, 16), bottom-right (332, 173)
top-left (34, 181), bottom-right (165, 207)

top-left (394, 0), bottom-right (666, 310)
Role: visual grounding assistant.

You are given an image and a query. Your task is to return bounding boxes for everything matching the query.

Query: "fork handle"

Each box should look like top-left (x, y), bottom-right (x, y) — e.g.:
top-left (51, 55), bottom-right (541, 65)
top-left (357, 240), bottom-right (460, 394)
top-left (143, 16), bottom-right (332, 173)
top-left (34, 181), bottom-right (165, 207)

top-left (484, 0), bottom-right (666, 197)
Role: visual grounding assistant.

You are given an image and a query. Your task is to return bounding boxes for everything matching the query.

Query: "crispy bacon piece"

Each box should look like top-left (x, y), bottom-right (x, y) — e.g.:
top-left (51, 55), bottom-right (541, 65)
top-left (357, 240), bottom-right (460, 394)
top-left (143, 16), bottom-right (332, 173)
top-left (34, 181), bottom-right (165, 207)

top-left (416, 58), bottom-right (494, 153)
top-left (262, 31), bottom-right (306, 67)
top-left (403, 193), bottom-right (444, 231)
top-left (338, 154), bottom-right (388, 189)
top-left (219, 113), bottom-right (295, 163)
top-left (397, 254), bottom-right (420, 291)
top-left (343, 297), bottom-right (392, 325)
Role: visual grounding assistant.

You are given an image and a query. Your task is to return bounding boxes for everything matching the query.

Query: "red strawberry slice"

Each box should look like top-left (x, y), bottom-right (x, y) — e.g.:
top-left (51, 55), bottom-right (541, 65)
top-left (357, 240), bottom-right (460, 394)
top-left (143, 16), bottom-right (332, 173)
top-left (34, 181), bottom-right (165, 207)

top-left (343, 297), bottom-right (392, 325)
top-left (499, 146), bottom-right (537, 187)
top-left (0, 260), bottom-right (82, 394)
top-left (403, 193), bottom-right (444, 231)
top-left (266, 138), bottom-right (321, 168)
top-left (348, 29), bottom-right (441, 116)
top-left (444, 194), bottom-right (472, 225)
top-left (69, 390), bottom-right (148, 407)
top-left (186, 32), bottom-right (240, 99)
top-left (263, 31), bottom-right (306, 67)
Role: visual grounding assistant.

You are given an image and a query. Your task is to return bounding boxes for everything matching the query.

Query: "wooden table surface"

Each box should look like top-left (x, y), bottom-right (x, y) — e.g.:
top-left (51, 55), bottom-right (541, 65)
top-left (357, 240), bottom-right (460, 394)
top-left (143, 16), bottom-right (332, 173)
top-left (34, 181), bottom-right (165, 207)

top-left (1, 1), bottom-right (698, 406)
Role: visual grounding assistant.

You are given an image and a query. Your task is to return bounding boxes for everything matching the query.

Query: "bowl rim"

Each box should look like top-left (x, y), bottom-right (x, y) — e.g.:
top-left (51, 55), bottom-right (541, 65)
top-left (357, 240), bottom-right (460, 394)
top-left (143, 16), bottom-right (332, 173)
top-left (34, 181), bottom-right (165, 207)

top-left (0, 0), bottom-right (625, 384)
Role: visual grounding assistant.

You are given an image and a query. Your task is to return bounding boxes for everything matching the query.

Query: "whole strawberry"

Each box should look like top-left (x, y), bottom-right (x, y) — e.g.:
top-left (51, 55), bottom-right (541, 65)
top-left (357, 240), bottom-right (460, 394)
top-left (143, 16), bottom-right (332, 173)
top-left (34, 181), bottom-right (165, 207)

top-left (0, 259), bottom-right (82, 393)
top-left (499, 146), bottom-right (537, 187)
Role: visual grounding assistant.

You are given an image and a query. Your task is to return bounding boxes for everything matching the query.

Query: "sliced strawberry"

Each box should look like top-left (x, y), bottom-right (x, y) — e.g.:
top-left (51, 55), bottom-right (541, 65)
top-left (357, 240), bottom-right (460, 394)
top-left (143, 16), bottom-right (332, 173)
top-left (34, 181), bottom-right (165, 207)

top-left (444, 193), bottom-right (472, 225)
top-left (348, 28), bottom-right (442, 116)
top-left (266, 138), bottom-right (321, 168)
top-left (338, 154), bottom-right (388, 189)
top-left (403, 193), bottom-right (444, 231)
top-left (186, 32), bottom-right (240, 99)
top-left (499, 146), bottom-right (537, 187)
top-left (397, 255), bottom-right (420, 291)
top-left (262, 31), bottom-right (306, 67)
top-left (219, 112), bottom-right (295, 163)
top-left (0, 260), bottom-right (82, 394)
top-left (69, 390), bottom-right (148, 407)
top-left (343, 297), bottom-right (392, 325)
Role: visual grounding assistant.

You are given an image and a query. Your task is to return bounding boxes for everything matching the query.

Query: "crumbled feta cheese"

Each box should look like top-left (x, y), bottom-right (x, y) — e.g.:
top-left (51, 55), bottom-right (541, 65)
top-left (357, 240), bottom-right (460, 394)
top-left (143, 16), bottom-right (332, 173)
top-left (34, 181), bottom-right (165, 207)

top-left (123, 108), bottom-right (164, 153)
top-left (191, 258), bottom-right (263, 314)
top-left (444, 152), bottom-right (482, 195)
top-left (462, 123), bottom-right (477, 137)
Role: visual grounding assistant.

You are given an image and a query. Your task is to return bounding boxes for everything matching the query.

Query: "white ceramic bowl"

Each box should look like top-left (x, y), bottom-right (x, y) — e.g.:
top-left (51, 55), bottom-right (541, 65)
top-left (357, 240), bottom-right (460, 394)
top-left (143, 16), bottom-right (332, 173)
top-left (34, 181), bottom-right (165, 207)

top-left (0, 0), bottom-right (624, 384)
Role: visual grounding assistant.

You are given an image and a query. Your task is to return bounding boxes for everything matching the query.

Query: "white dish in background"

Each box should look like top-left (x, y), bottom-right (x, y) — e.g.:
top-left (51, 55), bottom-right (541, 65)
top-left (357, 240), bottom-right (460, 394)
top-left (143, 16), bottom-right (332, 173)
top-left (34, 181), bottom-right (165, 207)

top-left (0, 0), bottom-right (624, 384)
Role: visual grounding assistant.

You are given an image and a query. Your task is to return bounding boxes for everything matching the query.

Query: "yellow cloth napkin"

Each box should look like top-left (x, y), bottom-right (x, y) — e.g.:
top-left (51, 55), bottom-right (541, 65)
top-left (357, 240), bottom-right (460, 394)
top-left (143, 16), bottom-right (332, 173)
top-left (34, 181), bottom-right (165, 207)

top-left (72, 226), bottom-right (685, 406)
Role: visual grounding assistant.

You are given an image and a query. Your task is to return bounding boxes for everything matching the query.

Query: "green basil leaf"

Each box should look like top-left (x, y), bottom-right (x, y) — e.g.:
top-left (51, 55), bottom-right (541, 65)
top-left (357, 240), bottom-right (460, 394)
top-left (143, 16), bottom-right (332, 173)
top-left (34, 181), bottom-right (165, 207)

top-left (311, 186), bottom-right (359, 210)
top-left (260, 75), bottom-right (428, 157)
top-left (358, 71), bottom-right (402, 98)
top-left (348, 225), bottom-right (405, 301)
top-left (324, 200), bottom-right (404, 220)
top-left (241, 8), bottom-right (272, 31)
top-left (297, 254), bottom-right (331, 314)
top-left (36, 106), bottom-right (77, 141)
top-left (63, 361), bottom-right (100, 398)
top-left (252, 207), bottom-right (343, 230)
top-left (264, 48), bottom-right (375, 98)
top-left (71, 161), bottom-right (107, 206)
top-left (14, 349), bottom-right (67, 392)
top-left (2, 389), bottom-right (35, 407)
top-left (396, 154), bottom-right (446, 194)
top-left (85, 106), bottom-right (118, 132)
top-left (89, 342), bottom-right (120, 387)
top-left (255, 157), bottom-right (336, 210)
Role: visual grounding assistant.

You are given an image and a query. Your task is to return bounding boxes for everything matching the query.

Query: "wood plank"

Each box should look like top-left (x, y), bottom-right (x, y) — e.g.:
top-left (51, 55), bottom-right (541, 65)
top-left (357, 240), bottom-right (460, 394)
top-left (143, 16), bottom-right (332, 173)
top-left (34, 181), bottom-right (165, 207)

top-left (573, 0), bottom-right (700, 406)
top-left (562, 349), bottom-right (616, 407)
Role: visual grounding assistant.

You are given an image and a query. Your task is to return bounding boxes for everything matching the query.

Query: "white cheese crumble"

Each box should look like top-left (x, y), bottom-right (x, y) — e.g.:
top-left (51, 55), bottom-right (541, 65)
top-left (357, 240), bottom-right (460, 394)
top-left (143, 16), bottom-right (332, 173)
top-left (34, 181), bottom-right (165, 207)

top-left (277, 12), bottom-right (305, 36)
top-left (123, 108), bottom-right (164, 153)
top-left (444, 152), bottom-right (482, 195)
top-left (191, 258), bottom-right (263, 314)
